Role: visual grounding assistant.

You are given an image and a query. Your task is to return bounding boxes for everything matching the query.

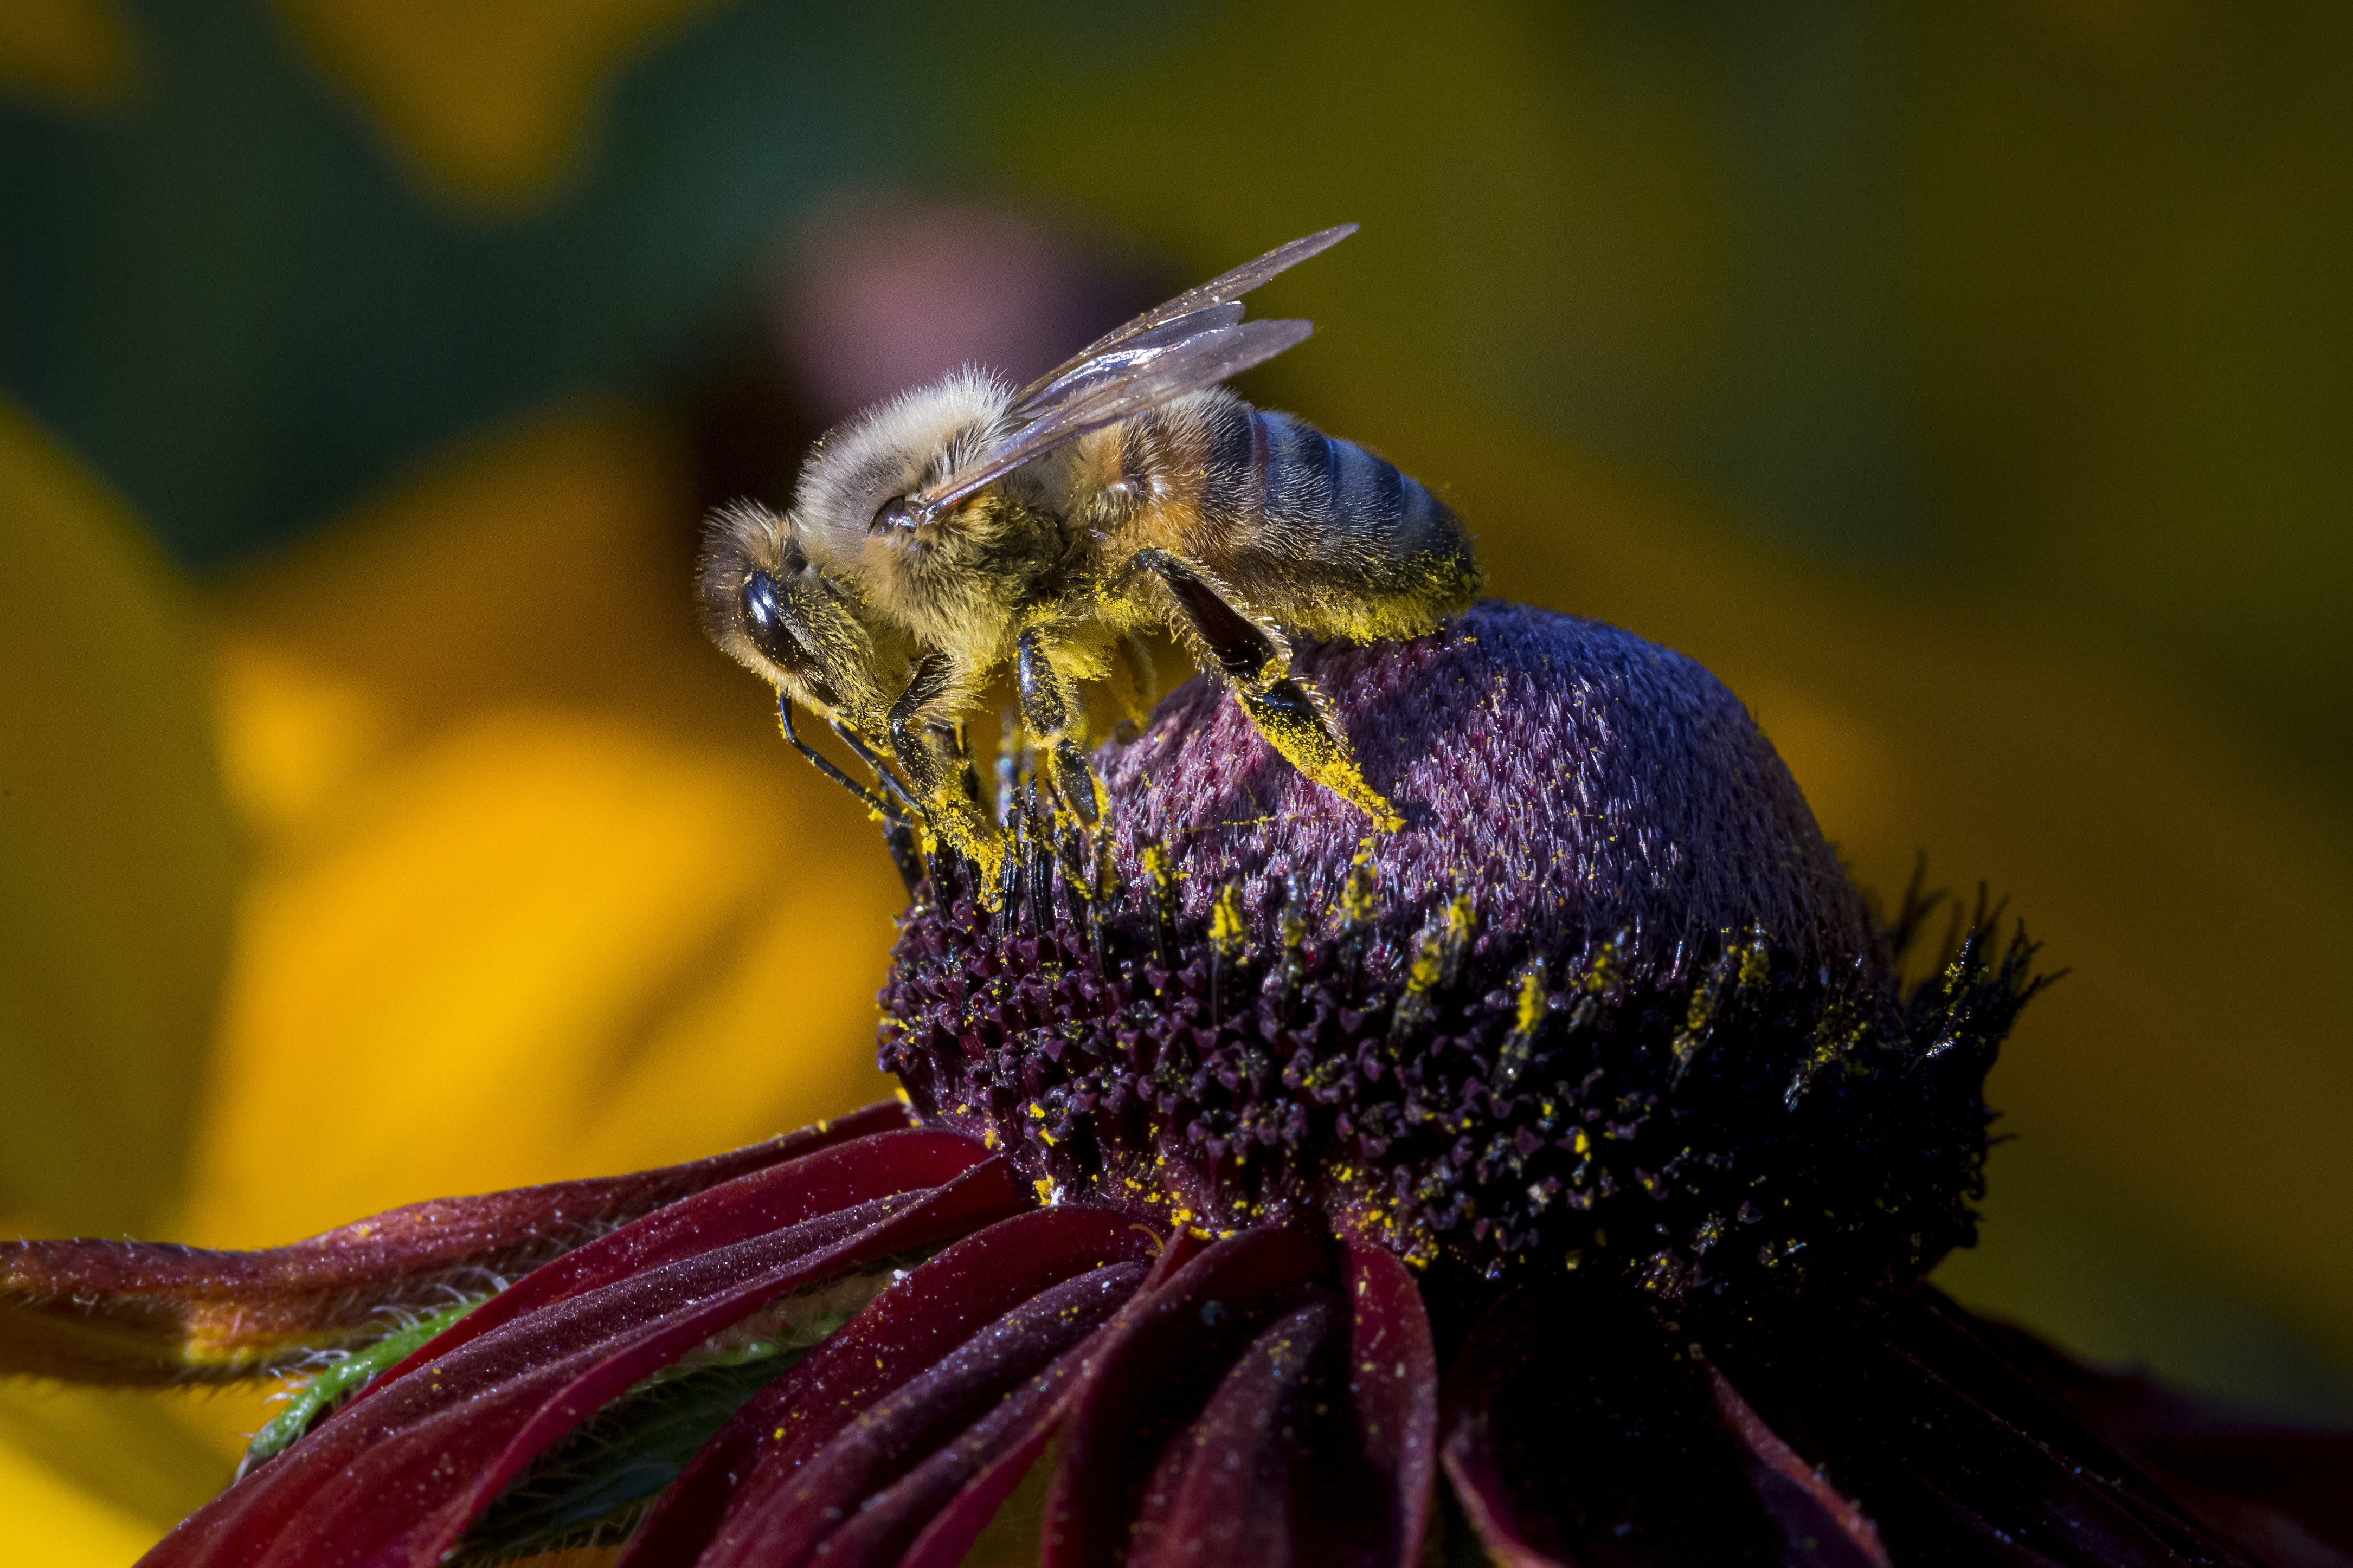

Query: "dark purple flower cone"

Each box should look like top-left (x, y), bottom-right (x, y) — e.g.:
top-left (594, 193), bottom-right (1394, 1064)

top-left (885, 602), bottom-right (2036, 1300)
top-left (1102, 599), bottom-right (1872, 970)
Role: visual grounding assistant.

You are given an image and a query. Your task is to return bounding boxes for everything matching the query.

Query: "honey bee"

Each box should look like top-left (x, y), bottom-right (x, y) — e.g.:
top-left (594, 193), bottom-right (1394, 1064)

top-left (700, 225), bottom-right (1483, 899)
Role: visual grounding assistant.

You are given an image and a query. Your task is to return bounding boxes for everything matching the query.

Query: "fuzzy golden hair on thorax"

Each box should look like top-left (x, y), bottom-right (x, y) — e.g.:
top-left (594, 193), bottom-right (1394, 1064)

top-left (789, 367), bottom-right (1013, 573)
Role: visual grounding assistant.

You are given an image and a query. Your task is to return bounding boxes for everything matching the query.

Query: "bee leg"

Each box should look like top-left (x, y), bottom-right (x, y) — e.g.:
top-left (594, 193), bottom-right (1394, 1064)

top-left (888, 651), bottom-right (1005, 901)
top-left (1014, 629), bottom-right (1107, 827)
top-left (1135, 549), bottom-right (1404, 831)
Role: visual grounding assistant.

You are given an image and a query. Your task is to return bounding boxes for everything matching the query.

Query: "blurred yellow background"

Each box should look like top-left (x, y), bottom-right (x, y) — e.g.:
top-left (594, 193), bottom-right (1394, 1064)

top-left (3, 0), bottom-right (2348, 1558)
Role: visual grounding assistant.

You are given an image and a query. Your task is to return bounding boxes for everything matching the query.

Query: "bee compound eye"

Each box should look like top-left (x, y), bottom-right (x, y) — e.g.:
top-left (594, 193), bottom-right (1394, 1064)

top-left (742, 570), bottom-right (782, 634)
top-left (872, 495), bottom-right (918, 533)
top-left (740, 572), bottom-right (809, 670)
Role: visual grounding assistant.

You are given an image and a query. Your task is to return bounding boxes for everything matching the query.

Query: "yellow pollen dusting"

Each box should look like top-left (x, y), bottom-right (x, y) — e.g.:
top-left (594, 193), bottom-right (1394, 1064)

top-left (1209, 882), bottom-right (1248, 959)
top-left (1514, 966), bottom-right (1546, 1036)
top-left (1340, 841), bottom-right (1378, 925)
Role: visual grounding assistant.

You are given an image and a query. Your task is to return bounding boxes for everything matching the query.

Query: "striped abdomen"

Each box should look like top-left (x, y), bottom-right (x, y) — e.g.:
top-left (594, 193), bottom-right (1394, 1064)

top-left (1176, 396), bottom-right (1482, 641)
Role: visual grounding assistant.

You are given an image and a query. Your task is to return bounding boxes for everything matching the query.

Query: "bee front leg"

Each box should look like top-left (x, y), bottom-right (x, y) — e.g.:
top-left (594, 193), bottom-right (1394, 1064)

top-left (1134, 549), bottom-right (1404, 831)
top-left (888, 650), bottom-right (1005, 901)
top-left (1014, 629), bottom-right (1107, 827)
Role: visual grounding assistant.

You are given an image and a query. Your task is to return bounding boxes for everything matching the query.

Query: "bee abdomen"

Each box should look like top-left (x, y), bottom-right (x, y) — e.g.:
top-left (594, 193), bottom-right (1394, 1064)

top-left (1158, 397), bottom-right (1481, 637)
top-left (1250, 408), bottom-right (1468, 572)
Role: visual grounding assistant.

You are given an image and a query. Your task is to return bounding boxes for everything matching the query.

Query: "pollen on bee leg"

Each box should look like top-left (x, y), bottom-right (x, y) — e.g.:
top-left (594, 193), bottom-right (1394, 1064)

top-left (907, 781), bottom-right (1004, 910)
top-left (1237, 679), bottom-right (1404, 832)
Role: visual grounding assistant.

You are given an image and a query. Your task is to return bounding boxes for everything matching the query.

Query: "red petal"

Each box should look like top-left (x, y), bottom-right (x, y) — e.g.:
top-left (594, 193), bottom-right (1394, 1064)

top-left (886, 1229), bottom-right (1222, 1568)
top-left (1976, 1312), bottom-right (2353, 1560)
top-left (695, 1261), bottom-right (1145, 1568)
top-left (1705, 1360), bottom-right (1888, 1567)
top-left (1129, 1292), bottom-right (1344, 1566)
top-left (1716, 1289), bottom-right (2260, 1566)
top-left (145, 1150), bottom-right (1024, 1567)
top-left (1047, 1223), bottom-right (1436, 1568)
top-left (621, 1204), bottom-right (1157, 1567)
top-left (893, 1389), bottom-right (1068, 1568)
top-left (349, 1126), bottom-right (982, 1410)
top-left (1045, 1223), bottom-right (1333, 1568)
top-left (1341, 1240), bottom-right (1441, 1568)
top-left (1440, 1282), bottom-right (1883, 1567)
top-left (0, 1100), bottom-right (912, 1384)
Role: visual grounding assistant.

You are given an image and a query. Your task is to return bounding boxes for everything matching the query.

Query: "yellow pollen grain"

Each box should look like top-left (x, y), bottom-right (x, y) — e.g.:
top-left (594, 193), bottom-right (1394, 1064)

top-left (1514, 967), bottom-right (1546, 1036)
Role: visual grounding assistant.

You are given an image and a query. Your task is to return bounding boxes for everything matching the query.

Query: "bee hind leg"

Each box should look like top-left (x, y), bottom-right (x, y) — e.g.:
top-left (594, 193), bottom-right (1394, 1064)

top-left (888, 650), bottom-right (1005, 904)
top-left (1014, 629), bottom-right (1107, 827)
top-left (1135, 549), bottom-right (1404, 832)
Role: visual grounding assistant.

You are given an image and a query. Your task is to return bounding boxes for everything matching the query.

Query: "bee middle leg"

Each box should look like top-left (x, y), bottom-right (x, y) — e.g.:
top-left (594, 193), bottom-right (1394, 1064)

top-left (1134, 549), bottom-right (1404, 831)
top-left (1014, 629), bottom-right (1107, 826)
top-left (888, 650), bottom-right (1005, 896)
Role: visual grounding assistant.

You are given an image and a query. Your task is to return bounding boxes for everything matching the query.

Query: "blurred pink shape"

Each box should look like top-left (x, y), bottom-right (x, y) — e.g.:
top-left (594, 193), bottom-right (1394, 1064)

top-left (773, 195), bottom-right (1143, 423)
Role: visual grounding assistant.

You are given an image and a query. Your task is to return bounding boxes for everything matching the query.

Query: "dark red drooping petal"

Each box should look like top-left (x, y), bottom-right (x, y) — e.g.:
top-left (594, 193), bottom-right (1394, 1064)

top-left (1703, 1361), bottom-right (1888, 1568)
top-left (1047, 1225), bottom-right (1333, 1568)
top-left (623, 1204), bottom-right (1160, 1568)
top-left (1128, 1292), bottom-right (1346, 1565)
top-left (833, 1334), bottom-right (1091, 1568)
top-left (888, 1229), bottom-right (1218, 1568)
top-left (1716, 1290), bottom-right (2258, 1567)
top-left (147, 1145), bottom-right (1023, 1568)
top-left (698, 1262), bottom-right (1143, 1568)
top-left (1972, 1315), bottom-right (2353, 1563)
top-left (0, 1100), bottom-right (914, 1383)
top-left (351, 1126), bottom-right (984, 1410)
top-left (1441, 1282), bottom-right (1885, 1567)
top-left (1046, 1222), bottom-right (1438, 1568)
top-left (1341, 1240), bottom-right (1440, 1568)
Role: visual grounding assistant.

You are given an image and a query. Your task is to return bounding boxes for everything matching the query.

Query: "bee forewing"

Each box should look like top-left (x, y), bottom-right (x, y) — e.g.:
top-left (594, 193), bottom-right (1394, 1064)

top-left (1015, 300), bottom-right (1246, 420)
top-left (1011, 223), bottom-right (1356, 407)
top-left (910, 317), bottom-right (1315, 523)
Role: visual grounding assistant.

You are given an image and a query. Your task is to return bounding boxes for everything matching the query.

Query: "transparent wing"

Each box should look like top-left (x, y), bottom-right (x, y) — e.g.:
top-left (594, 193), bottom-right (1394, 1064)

top-left (886, 225), bottom-right (1355, 528)
top-left (1012, 300), bottom-right (1246, 425)
top-left (901, 318), bottom-right (1313, 524)
top-left (1011, 223), bottom-right (1356, 412)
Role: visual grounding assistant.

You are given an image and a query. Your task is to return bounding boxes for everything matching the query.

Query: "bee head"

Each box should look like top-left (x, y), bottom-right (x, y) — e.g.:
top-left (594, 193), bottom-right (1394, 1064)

top-left (697, 501), bottom-right (891, 732)
top-left (789, 369), bottom-right (1013, 564)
